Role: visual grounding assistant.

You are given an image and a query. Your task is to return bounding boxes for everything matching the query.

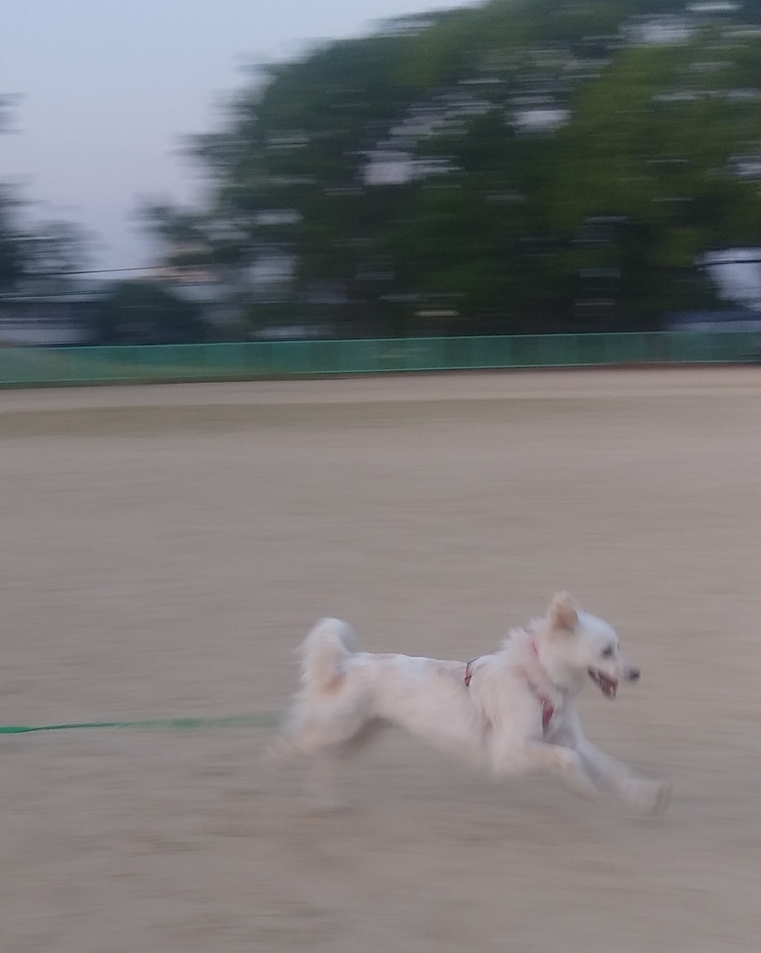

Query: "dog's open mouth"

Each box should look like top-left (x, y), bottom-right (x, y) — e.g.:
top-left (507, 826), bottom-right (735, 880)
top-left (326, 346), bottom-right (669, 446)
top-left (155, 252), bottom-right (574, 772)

top-left (588, 669), bottom-right (619, 698)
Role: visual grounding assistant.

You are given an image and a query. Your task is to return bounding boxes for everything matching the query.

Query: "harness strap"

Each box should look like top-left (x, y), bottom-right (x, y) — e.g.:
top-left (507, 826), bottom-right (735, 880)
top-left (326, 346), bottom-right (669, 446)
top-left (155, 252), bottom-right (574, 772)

top-left (464, 643), bottom-right (555, 732)
top-left (526, 680), bottom-right (554, 730)
top-left (528, 638), bottom-right (555, 730)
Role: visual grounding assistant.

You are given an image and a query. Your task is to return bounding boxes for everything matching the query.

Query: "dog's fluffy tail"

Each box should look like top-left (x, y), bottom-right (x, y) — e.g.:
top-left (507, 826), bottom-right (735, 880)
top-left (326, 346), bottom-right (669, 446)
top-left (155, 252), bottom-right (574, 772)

top-left (300, 617), bottom-right (357, 692)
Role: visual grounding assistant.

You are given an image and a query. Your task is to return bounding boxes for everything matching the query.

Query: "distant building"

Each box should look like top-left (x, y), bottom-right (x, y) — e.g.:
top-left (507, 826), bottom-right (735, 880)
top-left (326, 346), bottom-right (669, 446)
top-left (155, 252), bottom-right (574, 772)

top-left (0, 287), bottom-right (102, 346)
top-left (625, 15), bottom-right (695, 46)
top-left (699, 249), bottom-right (761, 312)
top-left (666, 310), bottom-right (761, 332)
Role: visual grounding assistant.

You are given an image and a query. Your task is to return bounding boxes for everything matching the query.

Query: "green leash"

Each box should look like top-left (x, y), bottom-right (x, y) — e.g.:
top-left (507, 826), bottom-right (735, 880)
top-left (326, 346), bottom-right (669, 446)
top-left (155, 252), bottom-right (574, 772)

top-left (0, 714), bottom-right (280, 735)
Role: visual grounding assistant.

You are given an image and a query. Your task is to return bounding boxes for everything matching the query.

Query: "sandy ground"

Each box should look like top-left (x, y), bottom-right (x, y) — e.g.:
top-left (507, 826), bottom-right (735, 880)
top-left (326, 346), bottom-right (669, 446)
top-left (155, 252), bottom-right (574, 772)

top-left (1, 367), bottom-right (760, 953)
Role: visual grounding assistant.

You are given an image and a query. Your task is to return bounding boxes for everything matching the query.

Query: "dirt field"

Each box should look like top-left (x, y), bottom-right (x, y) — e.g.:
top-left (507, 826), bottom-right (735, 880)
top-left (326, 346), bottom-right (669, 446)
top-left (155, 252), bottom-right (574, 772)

top-left (2, 368), bottom-right (760, 953)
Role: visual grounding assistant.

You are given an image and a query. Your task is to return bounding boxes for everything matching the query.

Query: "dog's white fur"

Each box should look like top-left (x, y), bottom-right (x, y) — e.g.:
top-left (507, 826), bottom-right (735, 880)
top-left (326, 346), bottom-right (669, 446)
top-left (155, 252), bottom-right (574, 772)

top-left (273, 593), bottom-right (670, 815)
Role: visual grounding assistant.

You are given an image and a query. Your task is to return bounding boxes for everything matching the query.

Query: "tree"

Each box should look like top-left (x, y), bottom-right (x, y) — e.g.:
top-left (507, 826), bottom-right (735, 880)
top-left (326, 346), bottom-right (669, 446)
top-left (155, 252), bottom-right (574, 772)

top-left (149, 0), bottom-right (761, 335)
top-left (0, 187), bottom-right (28, 292)
top-left (549, 34), bottom-right (761, 326)
top-left (0, 193), bottom-right (90, 296)
top-left (1, 97), bottom-right (90, 295)
top-left (96, 280), bottom-right (208, 344)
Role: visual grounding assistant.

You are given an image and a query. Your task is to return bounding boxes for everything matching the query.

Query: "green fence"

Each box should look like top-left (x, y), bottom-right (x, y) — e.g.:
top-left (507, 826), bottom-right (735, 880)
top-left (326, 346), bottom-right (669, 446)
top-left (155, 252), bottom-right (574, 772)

top-left (1, 331), bottom-right (759, 387)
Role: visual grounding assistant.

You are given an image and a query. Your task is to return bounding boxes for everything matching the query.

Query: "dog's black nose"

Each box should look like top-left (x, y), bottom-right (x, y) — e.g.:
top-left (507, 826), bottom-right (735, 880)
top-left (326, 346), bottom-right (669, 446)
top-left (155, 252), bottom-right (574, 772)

top-left (628, 667), bottom-right (640, 682)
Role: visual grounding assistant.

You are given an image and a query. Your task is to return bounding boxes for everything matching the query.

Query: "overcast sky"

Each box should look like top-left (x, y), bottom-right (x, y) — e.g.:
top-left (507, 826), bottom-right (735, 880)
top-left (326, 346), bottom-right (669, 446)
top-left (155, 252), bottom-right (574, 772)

top-left (2, 0), bottom-right (482, 271)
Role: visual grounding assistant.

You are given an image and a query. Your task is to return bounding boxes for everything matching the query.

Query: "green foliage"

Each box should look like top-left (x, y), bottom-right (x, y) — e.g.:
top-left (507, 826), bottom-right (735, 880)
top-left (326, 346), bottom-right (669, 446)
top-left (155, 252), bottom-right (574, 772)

top-left (0, 188), bottom-right (90, 295)
top-left (0, 187), bottom-right (27, 291)
top-left (97, 280), bottom-right (207, 344)
top-left (1, 96), bottom-right (89, 294)
top-left (150, 0), bottom-right (761, 334)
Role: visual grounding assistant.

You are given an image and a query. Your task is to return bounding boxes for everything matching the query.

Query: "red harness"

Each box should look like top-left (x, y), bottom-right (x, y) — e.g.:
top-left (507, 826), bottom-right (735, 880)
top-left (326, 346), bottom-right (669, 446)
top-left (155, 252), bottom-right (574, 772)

top-left (464, 641), bottom-right (555, 732)
top-left (528, 639), bottom-right (555, 731)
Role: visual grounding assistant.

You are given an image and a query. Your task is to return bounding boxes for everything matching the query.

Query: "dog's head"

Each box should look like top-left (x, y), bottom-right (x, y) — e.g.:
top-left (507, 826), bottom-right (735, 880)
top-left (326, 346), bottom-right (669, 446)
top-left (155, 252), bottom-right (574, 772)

top-left (542, 592), bottom-right (640, 698)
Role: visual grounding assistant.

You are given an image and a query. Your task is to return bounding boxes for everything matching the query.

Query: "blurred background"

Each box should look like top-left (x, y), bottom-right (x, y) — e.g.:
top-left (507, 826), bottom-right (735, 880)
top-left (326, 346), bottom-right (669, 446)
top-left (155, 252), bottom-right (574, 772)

top-left (2, 0), bottom-right (761, 346)
top-left (3, 6), bottom-right (761, 950)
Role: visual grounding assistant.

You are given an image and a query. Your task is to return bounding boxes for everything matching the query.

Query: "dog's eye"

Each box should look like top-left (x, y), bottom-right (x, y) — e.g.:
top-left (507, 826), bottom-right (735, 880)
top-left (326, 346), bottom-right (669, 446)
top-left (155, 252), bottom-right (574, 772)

top-left (601, 646), bottom-right (614, 658)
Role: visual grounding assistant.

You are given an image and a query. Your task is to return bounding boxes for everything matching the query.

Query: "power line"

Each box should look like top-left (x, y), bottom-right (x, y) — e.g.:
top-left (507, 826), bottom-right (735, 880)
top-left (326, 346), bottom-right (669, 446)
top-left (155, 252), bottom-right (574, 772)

top-left (3, 256), bottom-right (761, 301)
top-left (29, 257), bottom-right (761, 279)
top-left (35, 265), bottom-right (156, 277)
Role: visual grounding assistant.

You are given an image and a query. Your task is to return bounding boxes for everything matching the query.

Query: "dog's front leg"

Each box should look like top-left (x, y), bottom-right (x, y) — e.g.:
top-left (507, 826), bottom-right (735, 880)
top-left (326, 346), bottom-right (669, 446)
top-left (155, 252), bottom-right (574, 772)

top-left (490, 739), bottom-right (599, 799)
top-left (559, 712), bottom-right (670, 815)
top-left (576, 737), bottom-right (670, 816)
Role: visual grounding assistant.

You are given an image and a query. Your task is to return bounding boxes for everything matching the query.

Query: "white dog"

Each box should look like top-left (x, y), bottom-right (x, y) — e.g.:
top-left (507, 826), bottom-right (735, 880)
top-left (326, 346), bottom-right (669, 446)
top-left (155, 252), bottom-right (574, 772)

top-left (273, 593), bottom-right (670, 815)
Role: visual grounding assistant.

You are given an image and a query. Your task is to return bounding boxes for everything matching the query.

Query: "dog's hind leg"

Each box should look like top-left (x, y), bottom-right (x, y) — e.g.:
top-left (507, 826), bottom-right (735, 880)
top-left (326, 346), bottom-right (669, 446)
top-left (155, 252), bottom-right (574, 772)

top-left (271, 707), bottom-right (381, 810)
top-left (339, 717), bottom-right (387, 755)
top-left (306, 718), bottom-right (388, 808)
top-left (265, 705), bottom-right (321, 763)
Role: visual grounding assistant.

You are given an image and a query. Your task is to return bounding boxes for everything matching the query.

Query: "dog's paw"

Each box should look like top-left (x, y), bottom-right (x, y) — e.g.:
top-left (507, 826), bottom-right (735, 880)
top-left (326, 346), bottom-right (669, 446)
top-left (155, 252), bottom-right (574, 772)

top-left (624, 779), bottom-right (671, 817)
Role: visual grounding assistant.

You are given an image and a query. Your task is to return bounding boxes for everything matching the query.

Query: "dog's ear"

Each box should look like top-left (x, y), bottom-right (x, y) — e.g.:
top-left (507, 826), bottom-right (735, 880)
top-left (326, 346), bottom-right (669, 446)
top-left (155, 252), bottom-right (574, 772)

top-left (548, 592), bottom-right (578, 634)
